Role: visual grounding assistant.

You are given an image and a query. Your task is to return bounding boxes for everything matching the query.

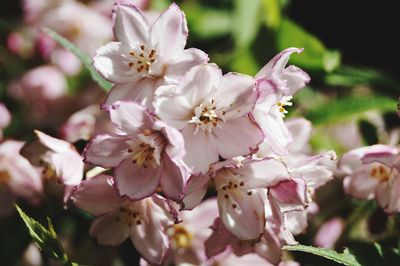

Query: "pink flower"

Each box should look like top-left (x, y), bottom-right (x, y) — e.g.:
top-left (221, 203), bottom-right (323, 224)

top-left (93, 3), bottom-right (208, 109)
top-left (314, 217), bottom-right (344, 249)
top-left (162, 198), bottom-right (219, 265)
top-left (340, 144), bottom-right (400, 213)
top-left (21, 130), bottom-right (84, 202)
top-left (154, 64), bottom-right (263, 174)
top-left (0, 103), bottom-right (11, 141)
top-left (60, 105), bottom-right (113, 143)
top-left (252, 48), bottom-right (310, 156)
top-left (8, 65), bottom-right (68, 103)
top-left (72, 174), bottom-right (177, 265)
top-left (210, 157), bottom-right (289, 241)
top-left (84, 101), bottom-right (190, 201)
top-left (205, 217), bottom-right (284, 265)
top-left (0, 140), bottom-right (42, 216)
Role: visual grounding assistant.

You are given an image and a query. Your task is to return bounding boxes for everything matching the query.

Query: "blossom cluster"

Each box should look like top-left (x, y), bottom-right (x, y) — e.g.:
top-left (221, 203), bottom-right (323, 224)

top-left (11, 1), bottom-right (399, 265)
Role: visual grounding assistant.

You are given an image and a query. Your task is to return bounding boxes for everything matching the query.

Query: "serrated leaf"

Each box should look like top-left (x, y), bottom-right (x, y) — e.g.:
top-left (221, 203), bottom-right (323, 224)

top-left (305, 96), bottom-right (397, 125)
top-left (15, 205), bottom-right (76, 266)
top-left (282, 245), bottom-right (361, 266)
top-left (42, 27), bottom-right (112, 92)
top-left (232, 0), bottom-right (262, 48)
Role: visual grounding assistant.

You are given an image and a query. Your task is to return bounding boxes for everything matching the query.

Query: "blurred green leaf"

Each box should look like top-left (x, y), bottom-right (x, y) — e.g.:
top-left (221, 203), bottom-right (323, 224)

top-left (184, 5), bottom-right (232, 39)
top-left (230, 49), bottom-right (259, 75)
top-left (261, 0), bottom-right (281, 29)
top-left (277, 19), bottom-right (340, 71)
top-left (42, 27), bottom-right (112, 92)
top-left (305, 96), bottom-right (397, 125)
top-left (232, 0), bottom-right (262, 48)
top-left (16, 205), bottom-right (78, 266)
top-left (283, 245), bottom-right (361, 266)
top-left (324, 50), bottom-right (341, 72)
top-left (325, 66), bottom-right (400, 93)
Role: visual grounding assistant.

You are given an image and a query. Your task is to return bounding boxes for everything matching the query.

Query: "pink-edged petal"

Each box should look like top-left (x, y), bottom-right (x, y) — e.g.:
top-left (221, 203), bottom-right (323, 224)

top-left (181, 174), bottom-right (210, 210)
top-left (214, 73), bottom-right (257, 120)
top-left (114, 159), bottom-right (162, 200)
top-left (361, 150), bottom-right (399, 167)
top-left (103, 79), bottom-right (157, 109)
top-left (93, 42), bottom-right (135, 83)
top-left (160, 155), bottom-right (189, 201)
top-left (113, 4), bottom-right (149, 45)
top-left (235, 158), bottom-right (289, 188)
top-left (155, 120), bottom-right (185, 160)
top-left (165, 48), bottom-right (209, 80)
top-left (314, 217), bottom-right (344, 249)
top-left (205, 218), bottom-right (234, 258)
top-left (213, 117), bottom-right (263, 159)
top-left (109, 101), bottom-right (154, 135)
top-left (182, 126), bottom-right (219, 174)
top-left (218, 187), bottom-right (266, 241)
top-left (255, 47), bottom-right (310, 95)
top-left (150, 3), bottom-right (187, 60)
top-left (343, 173), bottom-right (378, 200)
top-left (35, 130), bottom-right (73, 153)
top-left (90, 212), bottom-right (130, 245)
top-left (47, 151), bottom-right (83, 186)
top-left (154, 64), bottom-right (221, 130)
top-left (269, 178), bottom-right (308, 213)
top-left (72, 174), bottom-right (122, 216)
top-left (286, 118), bottom-right (312, 154)
top-left (386, 176), bottom-right (400, 213)
top-left (130, 197), bottom-right (172, 265)
top-left (84, 134), bottom-right (130, 168)
top-left (253, 108), bottom-right (291, 156)
top-left (181, 197), bottom-right (219, 228)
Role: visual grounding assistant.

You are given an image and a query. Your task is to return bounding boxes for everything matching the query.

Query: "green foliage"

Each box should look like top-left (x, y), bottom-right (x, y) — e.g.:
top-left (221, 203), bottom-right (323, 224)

top-left (305, 96), bottom-right (397, 125)
top-left (282, 244), bottom-right (361, 266)
top-left (261, 0), bottom-right (281, 29)
top-left (232, 0), bottom-right (262, 49)
top-left (16, 205), bottom-right (78, 266)
top-left (42, 27), bottom-right (112, 92)
top-left (277, 19), bottom-right (341, 72)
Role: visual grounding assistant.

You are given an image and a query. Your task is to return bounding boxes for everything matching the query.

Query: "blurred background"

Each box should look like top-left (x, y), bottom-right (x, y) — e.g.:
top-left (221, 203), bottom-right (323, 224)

top-left (1, 0), bottom-right (399, 265)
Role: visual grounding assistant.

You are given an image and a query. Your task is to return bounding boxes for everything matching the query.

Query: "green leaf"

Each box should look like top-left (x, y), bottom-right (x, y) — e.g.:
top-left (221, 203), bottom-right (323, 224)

top-left (305, 96), bottom-right (397, 125)
top-left (42, 27), bottom-right (112, 91)
top-left (184, 5), bottom-right (232, 39)
top-left (232, 0), bottom-right (262, 48)
top-left (15, 205), bottom-right (77, 266)
top-left (277, 19), bottom-right (341, 71)
top-left (325, 66), bottom-right (400, 93)
top-left (261, 0), bottom-right (281, 29)
top-left (230, 49), bottom-right (260, 75)
top-left (282, 245), bottom-right (361, 266)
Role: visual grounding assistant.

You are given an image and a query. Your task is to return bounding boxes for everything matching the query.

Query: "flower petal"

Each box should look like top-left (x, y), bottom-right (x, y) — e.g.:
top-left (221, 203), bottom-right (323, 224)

top-left (182, 125), bottom-right (219, 174)
top-left (84, 134), bottom-right (130, 168)
top-left (93, 42), bottom-right (136, 83)
top-left (109, 101), bottom-right (154, 135)
top-left (90, 212), bottom-right (130, 245)
top-left (72, 174), bottom-right (122, 216)
top-left (181, 174), bottom-right (210, 210)
top-left (160, 155), bottom-right (189, 201)
top-left (286, 118), bottom-right (312, 154)
top-left (113, 4), bottom-right (149, 45)
top-left (213, 117), bottom-right (263, 159)
top-left (165, 48), bottom-right (209, 81)
top-left (114, 159), bottom-right (162, 200)
top-left (103, 79), bottom-right (158, 109)
top-left (214, 73), bottom-right (257, 120)
top-left (150, 3), bottom-right (188, 60)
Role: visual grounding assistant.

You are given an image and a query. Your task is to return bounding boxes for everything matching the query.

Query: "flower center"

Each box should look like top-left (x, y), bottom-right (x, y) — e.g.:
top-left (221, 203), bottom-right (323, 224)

top-left (274, 96), bottom-right (292, 117)
top-left (127, 44), bottom-right (156, 75)
top-left (129, 142), bottom-right (156, 168)
top-left (370, 164), bottom-right (391, 182)
top-left (167, 224), bottom-right (193, 250)
top-left (0, 170), bottom-right (11, 185)
top-left (114, 205), bottom-right (144, 227)
top-left (189, 99), bottom-right (226, 133)
top-left (217, 174), bottom-right (253, 210)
